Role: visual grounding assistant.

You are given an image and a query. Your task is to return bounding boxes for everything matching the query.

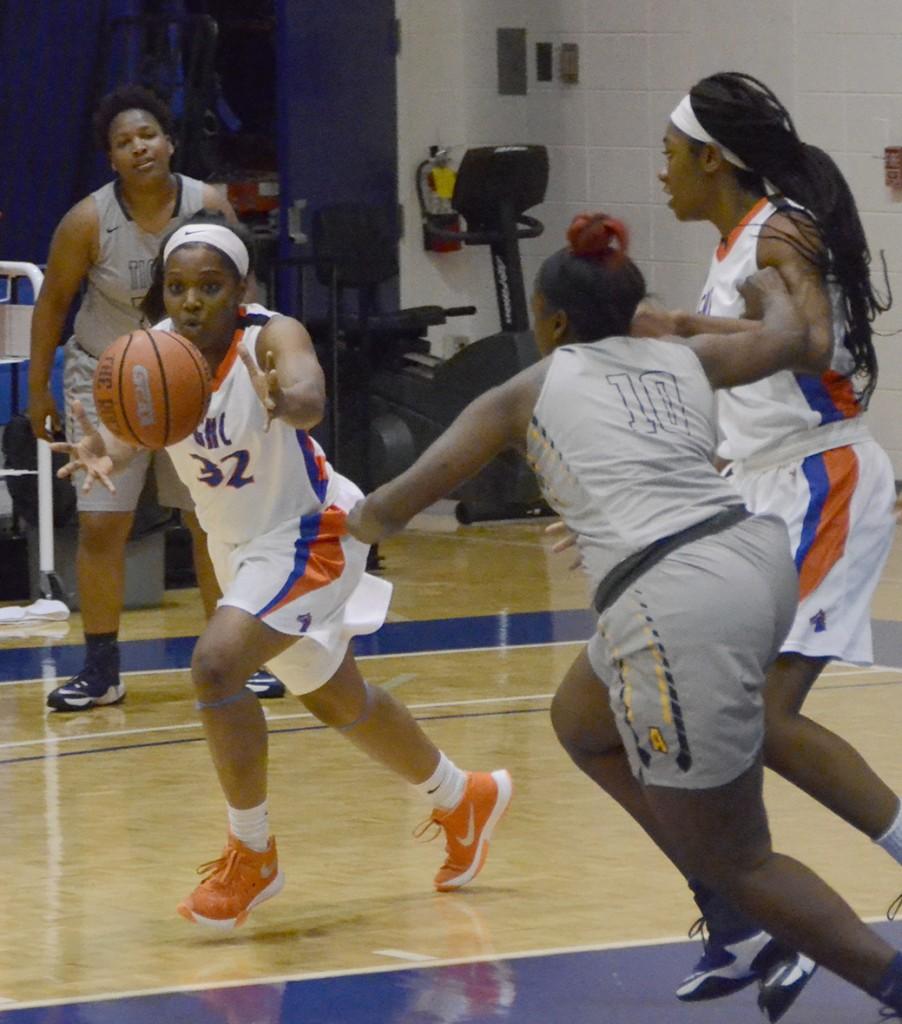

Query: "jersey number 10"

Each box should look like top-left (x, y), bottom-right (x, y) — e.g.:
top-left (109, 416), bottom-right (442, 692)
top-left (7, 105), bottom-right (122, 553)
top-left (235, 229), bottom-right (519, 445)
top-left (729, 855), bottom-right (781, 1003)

top-left (605, 371), bottom-right (690, 436)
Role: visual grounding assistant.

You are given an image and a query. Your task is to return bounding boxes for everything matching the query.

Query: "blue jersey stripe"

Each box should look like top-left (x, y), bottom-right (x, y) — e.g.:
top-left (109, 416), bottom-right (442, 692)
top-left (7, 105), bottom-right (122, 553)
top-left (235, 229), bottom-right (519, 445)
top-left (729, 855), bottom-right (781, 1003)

top-left (254, 512), bottom-right (321, 617)
top-left (297, 430), bottom-right (328, 503)
top-left (794, 374), bottom-right (844, 425)
top-left (238, 311), bottom-right (272, 328)
top-left (795, 453), bottom-right (829, 572)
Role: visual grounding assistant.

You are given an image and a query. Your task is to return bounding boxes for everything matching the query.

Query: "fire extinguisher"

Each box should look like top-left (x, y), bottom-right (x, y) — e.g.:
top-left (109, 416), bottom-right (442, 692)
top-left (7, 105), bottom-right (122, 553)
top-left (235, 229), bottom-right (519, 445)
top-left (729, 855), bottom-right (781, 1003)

top-left (416, 146), bottom-right (462, 252)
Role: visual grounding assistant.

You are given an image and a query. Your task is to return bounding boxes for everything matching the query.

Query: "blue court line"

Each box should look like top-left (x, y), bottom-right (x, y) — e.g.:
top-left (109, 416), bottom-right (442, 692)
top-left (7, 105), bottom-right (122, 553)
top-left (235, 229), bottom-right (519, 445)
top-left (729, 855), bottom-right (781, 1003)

top-left (3, 610), bottom-right (902, 682)
top-left (2, 922), bottom-right (899, 1022)
top-left (0, 608), bottom-right (599, 682)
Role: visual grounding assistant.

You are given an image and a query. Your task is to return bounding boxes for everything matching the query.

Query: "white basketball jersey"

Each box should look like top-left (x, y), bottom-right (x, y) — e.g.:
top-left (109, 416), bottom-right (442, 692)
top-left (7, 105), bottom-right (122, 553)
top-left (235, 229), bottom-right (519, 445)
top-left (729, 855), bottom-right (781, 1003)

top-left (527, 338), bottom-right (744, 590)
top-left (164, 304), bottom-right (337, 544)
top-left (73, 175), bottom-right (207, 358)
top-left (698, 197), bottom-right (861, 463)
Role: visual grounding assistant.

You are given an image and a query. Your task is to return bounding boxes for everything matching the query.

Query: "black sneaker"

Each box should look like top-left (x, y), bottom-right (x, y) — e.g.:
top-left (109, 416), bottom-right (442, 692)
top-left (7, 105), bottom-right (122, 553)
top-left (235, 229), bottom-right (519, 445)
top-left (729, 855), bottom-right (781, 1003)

top-left (244, 669), bottom-right (286, 699)
top-left (46, 671), bottom-right (126, 712)
top-left (757, 952), bottom-right (817, 1021)
top-left (675, 919), bottom-right (788, 1001)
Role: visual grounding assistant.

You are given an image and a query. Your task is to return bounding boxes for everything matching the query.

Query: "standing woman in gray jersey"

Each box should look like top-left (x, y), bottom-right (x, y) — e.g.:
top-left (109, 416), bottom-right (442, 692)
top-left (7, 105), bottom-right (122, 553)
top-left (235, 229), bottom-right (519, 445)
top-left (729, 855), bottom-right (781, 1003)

top-left (345, 214), bottom-right (902, 1017)
top-left (26, 84), bottom-right (283, 709)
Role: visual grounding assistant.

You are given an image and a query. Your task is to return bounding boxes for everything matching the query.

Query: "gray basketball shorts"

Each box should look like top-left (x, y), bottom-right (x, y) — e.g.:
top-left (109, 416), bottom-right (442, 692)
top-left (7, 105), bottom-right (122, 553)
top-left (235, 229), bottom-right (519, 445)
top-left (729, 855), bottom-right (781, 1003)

top-left (586, 514), bottom-right (797, 790)
top-left (62, 337), bottom-right (193, 513)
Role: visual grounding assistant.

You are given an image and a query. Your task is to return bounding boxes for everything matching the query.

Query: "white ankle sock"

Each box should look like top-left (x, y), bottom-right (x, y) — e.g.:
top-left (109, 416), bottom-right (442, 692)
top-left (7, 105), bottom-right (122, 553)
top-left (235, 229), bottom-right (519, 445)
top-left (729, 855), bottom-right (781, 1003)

top-left (875, 800), bottom-right (902, 864)
top-left (228, 801), bottom-right (269, 852)
top-left (415, 752), bottom-right (467, 811)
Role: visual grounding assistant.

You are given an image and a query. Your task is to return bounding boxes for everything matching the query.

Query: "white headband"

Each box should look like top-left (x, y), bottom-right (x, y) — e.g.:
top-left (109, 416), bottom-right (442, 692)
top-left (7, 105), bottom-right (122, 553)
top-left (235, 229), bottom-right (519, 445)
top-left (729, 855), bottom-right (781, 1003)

top-left (163, 223), bottom-right (250, 277)
top-left (670, 94), bottom-right (751, 171)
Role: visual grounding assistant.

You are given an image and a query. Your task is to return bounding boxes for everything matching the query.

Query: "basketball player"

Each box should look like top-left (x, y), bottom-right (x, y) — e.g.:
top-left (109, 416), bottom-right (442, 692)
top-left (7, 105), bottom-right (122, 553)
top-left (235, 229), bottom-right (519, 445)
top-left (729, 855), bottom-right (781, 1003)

top-left (27, 84), bottom-right (286, 709)
top-left (52, 214), bottom-right (512, 929)
top-left (344, 212), bottom-right (902, 1018)
top-left (651, 72), bottom-right (901, 1008)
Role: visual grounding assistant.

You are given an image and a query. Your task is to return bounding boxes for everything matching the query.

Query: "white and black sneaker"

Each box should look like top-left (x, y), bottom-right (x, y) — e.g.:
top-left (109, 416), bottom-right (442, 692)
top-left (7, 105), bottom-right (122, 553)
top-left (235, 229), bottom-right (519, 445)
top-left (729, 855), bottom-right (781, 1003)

top-left (46, 671), bottom-right (126, 712)
top-left (244, 669), bottom-right (286, 699)
top-left (757, 951), bottom-right (818, 1021)
top-left (676, 920), bottom-right (788, 1001)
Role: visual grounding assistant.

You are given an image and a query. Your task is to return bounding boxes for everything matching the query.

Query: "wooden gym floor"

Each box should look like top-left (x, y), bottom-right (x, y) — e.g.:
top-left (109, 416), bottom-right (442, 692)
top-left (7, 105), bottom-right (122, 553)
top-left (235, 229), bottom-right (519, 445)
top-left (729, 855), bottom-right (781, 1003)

top-left (0, 521), bottom-right (899, 1022)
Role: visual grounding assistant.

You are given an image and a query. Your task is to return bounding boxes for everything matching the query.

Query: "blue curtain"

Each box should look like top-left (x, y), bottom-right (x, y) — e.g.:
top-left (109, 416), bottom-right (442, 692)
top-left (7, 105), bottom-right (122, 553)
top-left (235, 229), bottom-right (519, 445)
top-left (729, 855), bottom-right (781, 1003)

top-left (0, 1), bottom-right (111, 263)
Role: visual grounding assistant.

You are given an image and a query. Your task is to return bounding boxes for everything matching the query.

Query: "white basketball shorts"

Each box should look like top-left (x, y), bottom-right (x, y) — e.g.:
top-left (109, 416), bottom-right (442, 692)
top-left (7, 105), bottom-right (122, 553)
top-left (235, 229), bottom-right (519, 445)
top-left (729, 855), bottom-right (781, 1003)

top-left (206, 475), bottom-right (392, 694)
top-left (732, 438), bottom-right (895, 664)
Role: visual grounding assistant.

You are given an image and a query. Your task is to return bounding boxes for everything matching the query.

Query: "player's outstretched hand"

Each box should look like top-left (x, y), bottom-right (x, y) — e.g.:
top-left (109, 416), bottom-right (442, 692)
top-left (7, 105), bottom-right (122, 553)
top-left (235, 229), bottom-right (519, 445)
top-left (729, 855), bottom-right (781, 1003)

top-left (238, 343), bottom-right (281, 430)
top-left (49, 399), bottom-right (116, 494)
top-left (545, 520), bottom-right (583, 571)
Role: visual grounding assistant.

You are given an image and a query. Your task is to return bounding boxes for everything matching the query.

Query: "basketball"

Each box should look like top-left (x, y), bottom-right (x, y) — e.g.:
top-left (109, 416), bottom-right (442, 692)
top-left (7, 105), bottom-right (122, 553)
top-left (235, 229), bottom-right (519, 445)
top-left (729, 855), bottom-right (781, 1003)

top-left (93, 329), bottom-right (211, 448)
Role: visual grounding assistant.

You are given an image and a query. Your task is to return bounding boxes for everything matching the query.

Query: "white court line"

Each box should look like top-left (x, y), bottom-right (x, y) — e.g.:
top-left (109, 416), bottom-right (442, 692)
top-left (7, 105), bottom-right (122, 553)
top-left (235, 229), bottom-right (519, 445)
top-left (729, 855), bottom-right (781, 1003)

top-left (0, 915), bottom-right (892, 1014)
top-left (0, 692), bottom-right (553, 752)
top-left (0, 665), bottom-right (192, 688)
top-left (1, 658), bottom-right (897, 753)
top-left (381, 673), bottom-right (419, 691)
top-left (372, 949), bottom-right (437, 962)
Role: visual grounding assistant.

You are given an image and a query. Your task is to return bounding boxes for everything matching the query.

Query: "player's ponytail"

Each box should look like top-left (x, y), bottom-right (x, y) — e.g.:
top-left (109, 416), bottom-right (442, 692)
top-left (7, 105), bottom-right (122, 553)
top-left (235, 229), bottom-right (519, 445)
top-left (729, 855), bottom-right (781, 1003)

top-left (688, 71), bottom-right (888, 405)
top-left (567, 213), bottom-right (630, 265)
top-left (537, 213), bottom-right (646, 341)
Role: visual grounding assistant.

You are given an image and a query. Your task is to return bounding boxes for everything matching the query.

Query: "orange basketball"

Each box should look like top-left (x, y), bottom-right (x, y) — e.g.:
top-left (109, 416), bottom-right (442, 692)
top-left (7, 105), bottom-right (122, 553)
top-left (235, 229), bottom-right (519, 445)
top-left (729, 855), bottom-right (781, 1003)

top-left (93, 329), bottom-right (211, 449)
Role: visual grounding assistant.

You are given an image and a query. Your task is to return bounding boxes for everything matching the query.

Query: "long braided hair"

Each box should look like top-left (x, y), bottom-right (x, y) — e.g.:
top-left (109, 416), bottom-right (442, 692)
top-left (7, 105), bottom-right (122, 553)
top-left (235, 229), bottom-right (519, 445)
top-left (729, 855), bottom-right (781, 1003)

top-left (689, 71), bottom-right (889, 405)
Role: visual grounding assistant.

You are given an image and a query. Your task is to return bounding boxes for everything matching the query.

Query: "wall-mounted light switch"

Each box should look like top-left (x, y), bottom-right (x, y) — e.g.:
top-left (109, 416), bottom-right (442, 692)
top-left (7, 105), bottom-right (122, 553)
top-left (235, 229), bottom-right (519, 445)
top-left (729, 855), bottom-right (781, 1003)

top-left (560, 42), bottom-right (579, 84)
top-left (536, 42), bottom-right (553, 82)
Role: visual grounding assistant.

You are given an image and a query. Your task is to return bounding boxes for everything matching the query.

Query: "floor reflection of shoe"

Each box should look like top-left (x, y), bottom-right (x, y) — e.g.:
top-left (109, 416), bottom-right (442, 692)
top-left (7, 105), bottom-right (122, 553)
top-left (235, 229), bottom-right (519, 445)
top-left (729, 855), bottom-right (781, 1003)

top-left (198, 982), bottom-right (287, 1023)
top-left (244, 668), bottom-right (286, 699)
top-left (419, 769), bottom-right (512, 892)
top-left (46, 672), bottom-right (126, 711)
top-left (177, 835), bottom-right (283, 930)
top-left (0, 620), bottom-right (70, 641)
top-left (676, 923), bottom-right (787, 1001)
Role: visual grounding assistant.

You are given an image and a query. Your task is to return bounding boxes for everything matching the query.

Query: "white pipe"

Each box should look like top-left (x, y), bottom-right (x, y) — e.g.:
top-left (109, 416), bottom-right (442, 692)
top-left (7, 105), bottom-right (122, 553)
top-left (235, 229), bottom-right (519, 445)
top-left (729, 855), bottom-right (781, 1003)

top-left (0, 263), bottom-right (56, 582)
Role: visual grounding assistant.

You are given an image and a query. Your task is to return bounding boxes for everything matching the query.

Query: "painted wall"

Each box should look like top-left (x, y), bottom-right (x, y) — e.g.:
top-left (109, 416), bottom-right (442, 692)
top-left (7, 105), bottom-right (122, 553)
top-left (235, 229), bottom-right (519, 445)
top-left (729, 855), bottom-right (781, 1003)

top-left (396, 0), bottom-right (902, 471)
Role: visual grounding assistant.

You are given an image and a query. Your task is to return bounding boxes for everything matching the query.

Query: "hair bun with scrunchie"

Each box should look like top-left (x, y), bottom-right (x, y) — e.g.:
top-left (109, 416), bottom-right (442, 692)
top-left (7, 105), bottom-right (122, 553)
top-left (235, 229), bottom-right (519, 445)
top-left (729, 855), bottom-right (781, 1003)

top-left (566, 213), bottom-right (630, 265)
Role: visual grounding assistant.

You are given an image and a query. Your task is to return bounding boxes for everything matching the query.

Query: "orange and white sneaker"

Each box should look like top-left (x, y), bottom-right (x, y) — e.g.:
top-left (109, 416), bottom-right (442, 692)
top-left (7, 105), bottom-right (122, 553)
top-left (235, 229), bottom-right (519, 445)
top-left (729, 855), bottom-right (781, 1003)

top-left (176, 835), bottom-right (284, 930)
top-left (424, 769), bottom-right (513, 892)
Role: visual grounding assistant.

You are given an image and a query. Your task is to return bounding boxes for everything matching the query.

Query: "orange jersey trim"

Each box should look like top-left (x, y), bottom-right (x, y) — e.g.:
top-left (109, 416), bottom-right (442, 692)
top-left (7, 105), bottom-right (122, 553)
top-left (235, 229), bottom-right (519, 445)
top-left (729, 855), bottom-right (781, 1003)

top-left (797, 447), bottom-right (857, 601)
top-left (716, 196), bottom-right (770, 262)
top-left (260, 507), bottom-right (346, 618)
top-left (821, 370), bottom-right (860, 419)
top-left (211, 306), bottom-right (249, 392)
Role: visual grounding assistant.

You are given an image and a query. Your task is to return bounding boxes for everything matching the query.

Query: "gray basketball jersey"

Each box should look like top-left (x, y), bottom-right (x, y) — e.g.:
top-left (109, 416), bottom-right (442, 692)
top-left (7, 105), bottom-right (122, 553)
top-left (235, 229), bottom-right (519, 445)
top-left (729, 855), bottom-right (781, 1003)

top-left (527, 337), bottom-right (744, 589)
top-left (72, 174), bottom-right (207, 357)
